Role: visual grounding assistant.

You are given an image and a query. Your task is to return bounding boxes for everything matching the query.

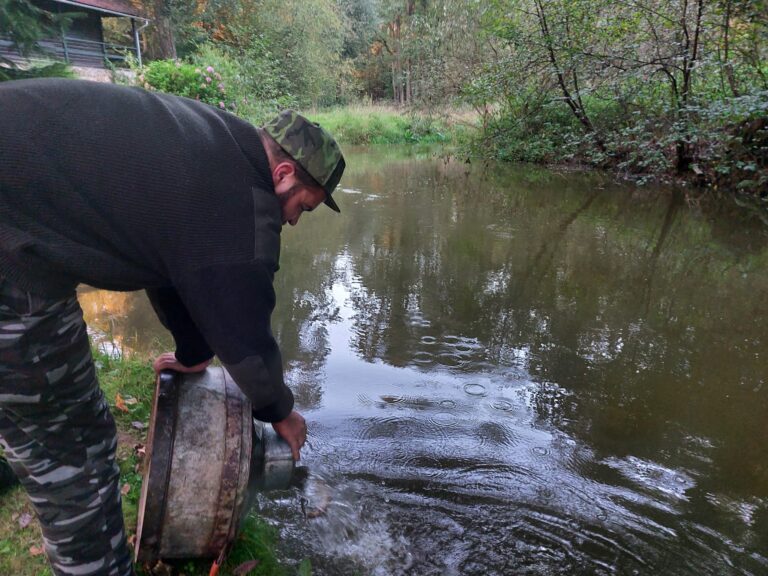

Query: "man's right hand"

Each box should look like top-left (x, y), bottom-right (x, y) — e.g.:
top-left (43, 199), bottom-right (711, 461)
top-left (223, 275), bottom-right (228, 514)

top-left (272, 411), bottom-right (307, 461)
top-left (152, 352), bottom-right (212, 374)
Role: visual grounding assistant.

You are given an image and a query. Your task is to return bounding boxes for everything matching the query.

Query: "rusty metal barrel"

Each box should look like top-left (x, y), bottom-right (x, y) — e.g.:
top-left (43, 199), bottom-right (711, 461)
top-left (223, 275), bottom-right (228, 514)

top-left (135, 366), bottom-right (294, 564)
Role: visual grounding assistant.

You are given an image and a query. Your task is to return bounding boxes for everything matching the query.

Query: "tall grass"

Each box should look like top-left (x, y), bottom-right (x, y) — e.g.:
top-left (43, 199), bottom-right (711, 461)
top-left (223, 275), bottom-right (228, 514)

top-left (305, 104), bottom-right (473, 145)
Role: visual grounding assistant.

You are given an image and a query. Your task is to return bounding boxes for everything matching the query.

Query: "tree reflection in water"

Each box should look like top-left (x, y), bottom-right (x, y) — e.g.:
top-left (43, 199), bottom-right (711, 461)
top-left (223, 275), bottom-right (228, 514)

top-left (81, 147), bottom-right (768, 573)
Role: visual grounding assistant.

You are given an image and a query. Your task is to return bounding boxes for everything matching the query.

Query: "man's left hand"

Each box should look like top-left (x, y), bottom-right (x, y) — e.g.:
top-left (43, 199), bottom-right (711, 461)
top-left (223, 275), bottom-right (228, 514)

top-left (152, 352), bottom-right (212, 374)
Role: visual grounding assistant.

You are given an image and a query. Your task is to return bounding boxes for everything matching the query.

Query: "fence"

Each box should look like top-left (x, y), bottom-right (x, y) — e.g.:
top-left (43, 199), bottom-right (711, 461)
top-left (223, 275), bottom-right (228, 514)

top-left (0, 35), bottom-right (137, 69)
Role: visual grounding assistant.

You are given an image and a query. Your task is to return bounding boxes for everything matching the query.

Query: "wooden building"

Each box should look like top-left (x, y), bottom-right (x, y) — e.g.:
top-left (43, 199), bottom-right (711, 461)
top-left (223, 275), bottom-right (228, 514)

top-left (0, 0), bottom-right (149, 72)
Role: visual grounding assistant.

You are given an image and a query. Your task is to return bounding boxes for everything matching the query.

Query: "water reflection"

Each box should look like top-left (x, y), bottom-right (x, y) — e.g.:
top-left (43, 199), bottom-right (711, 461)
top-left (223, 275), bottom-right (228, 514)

top-left (82, 147), bottom-right (768, 575)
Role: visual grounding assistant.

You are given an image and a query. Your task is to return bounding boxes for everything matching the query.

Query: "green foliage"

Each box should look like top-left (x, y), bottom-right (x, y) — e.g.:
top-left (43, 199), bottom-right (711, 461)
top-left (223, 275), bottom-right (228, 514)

top-left (0, 0), bottom-right (59, 56)
top-left (125, 0), bottom-right (765, 195)
top-left (476, 98), bottom-right (578, 163)
top-left (308, 106), bottom-right (454, 145)
top-left (137, 59), bottom-right (232, 110)
top-left (165, 0), bottom-right (211, 58)
top-left (693, 91), bottom-right (768, 192)
top-left (466, 0), bottom-right (768, 194)
top-left (217, 515), bottom-right (289, 576)
top-left (243, 0), bottom-right (345, 107)
top-left (129, 43), bottom-right (292, 122)
top-left (338, 0), bottom-right (379, 59)
top-left (0, 0), bottom-right (74, 81)
top-left (93, 348), bottom-right (154, 426)
top-left (190, 42), bottom-right (296, 123)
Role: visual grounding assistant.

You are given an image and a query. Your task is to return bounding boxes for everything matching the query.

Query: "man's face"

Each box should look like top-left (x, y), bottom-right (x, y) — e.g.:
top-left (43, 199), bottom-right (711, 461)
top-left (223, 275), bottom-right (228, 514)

top-left (279, 184), bottom-right (327, 226)
top-left (272, 161), bottom-right (327, 226)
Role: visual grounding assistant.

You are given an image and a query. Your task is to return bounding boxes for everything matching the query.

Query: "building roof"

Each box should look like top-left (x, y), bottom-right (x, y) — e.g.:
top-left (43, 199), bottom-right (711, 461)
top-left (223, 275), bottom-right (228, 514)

top-left (53, 0), bottom-right (147, 20)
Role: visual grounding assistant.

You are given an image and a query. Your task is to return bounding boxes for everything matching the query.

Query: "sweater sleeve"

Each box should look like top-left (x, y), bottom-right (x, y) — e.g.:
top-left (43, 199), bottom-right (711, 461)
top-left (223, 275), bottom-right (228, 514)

top-left (172, 260), bottom-right (294, 423)
top-left (145, 286), bottom-right (215, 367)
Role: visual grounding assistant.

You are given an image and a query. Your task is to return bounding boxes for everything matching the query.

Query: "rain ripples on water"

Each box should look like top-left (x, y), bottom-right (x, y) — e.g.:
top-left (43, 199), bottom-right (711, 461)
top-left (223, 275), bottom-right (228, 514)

top-left (82, 149), bottom-right (768, 575)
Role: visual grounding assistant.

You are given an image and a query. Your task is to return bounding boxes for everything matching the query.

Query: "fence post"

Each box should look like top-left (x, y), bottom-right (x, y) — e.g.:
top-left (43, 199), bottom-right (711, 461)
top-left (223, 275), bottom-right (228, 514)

top-left (132, 18), bottom-right (142, 67)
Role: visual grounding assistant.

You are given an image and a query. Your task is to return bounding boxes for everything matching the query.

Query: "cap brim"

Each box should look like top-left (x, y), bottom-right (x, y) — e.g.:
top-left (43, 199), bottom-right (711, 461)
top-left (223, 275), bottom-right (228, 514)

top-left (324, 193), bottom-right (340, 213)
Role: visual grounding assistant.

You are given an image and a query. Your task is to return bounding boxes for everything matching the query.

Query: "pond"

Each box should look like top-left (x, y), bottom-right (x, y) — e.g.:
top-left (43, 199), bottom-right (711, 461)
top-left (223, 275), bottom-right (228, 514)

top-left (81, 147), bottom-right (768, 575)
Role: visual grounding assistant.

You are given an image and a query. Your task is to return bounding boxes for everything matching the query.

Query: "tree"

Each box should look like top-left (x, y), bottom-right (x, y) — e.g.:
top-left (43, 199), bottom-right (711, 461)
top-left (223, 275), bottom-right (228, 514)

top-left (0, 0), bottom-right (73, 80)
top-left (139, 0), bottom-right (177, 60)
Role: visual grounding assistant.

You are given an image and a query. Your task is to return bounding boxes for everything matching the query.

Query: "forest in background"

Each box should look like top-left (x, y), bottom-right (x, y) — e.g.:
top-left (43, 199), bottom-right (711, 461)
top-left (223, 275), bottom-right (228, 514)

top-left (2, 0), bottom-right (767, 196)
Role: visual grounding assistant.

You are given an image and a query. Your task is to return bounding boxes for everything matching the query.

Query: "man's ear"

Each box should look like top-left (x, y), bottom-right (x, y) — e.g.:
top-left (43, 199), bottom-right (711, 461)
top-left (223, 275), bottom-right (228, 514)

top-left (273, 161), bottom-right (296, 184)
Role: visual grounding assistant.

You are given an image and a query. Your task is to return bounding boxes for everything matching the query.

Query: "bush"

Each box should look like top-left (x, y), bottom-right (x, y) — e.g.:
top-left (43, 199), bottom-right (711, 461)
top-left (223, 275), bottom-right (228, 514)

top-left (695, 91), bottom-right (768, 194)
top-left (132, 46), bottom-right (292, 123)
top-left (480, 101), bottom-right (576, 164)
top-left (189, 42), bottom-right (296, 125)
top-left (138, 59), bottom-right (231, 111)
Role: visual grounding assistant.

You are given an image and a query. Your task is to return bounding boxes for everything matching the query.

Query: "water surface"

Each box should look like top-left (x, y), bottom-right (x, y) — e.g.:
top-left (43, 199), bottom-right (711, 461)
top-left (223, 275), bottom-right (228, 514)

top-left (81, 147), bottom-right (768, 575)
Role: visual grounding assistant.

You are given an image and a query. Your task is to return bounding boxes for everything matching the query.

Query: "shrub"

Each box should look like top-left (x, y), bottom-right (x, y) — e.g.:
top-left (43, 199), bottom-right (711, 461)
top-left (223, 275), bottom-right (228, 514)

top-left (694, 91), bottom-right (768, 194)
top-left (189, 42), bottom-right (296, 124)
top-left (138, 59), bottom-right (231, 110)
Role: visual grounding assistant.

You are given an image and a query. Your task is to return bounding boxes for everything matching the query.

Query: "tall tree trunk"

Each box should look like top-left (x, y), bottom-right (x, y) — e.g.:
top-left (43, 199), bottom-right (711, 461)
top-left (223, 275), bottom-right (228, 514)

top-left (676, 0), bottom-right (704, 173)
top-left (391, 60), bottom-right (399, 104)
top-left (388, 18), bottom-right (403, 105)
top-left (405, 61), bottom-right (412, 104)
top-left (722, 0), bottom-right (740, 96)
top-left (680, 0), bottom-right (704, 107)
top-left (146, 0), bottom-right (176, 60)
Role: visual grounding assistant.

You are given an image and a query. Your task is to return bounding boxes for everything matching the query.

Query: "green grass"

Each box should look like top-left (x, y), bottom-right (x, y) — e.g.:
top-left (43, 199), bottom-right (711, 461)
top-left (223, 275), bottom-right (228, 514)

top-left (0, 347), bottom-right (303, 576)
top-left (0, 486), bottom-right (52, 576)
top-left (304, 104), bottom-right (476, 146)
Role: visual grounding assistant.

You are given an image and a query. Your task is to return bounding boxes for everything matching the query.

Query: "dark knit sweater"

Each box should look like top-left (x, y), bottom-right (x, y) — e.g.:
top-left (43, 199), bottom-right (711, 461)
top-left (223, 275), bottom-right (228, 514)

top-left (0, 78), bottom-right (293, 422)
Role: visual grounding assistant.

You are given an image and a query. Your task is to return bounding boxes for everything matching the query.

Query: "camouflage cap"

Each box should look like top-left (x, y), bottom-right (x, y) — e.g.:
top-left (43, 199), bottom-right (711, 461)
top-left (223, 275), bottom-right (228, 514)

top-left (263, 110), bottom-right (346, 213)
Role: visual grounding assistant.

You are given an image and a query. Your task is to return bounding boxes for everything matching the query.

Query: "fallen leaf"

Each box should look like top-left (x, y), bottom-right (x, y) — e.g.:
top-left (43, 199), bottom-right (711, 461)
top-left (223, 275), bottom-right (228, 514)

top-left (11, 513), bottom-right (18, 522)
top-left (120, 483), bottom-right (131, 496)
top-left (149, 559), bottom-right (172, 576)
top-left (131, 421), bottom-right (147, 430)
top-left (134, 443), bottom-right (147, 459)
top-left (123, 396), bottom-right (139, 405)
top-left (18, 512), bottom-right (33, 529)
top-left (29, 545), bottom-right (45, 556)
top-left (115, 393), bottom-right (129, 413)
top-left (233, 560), bottom-right (261, 575)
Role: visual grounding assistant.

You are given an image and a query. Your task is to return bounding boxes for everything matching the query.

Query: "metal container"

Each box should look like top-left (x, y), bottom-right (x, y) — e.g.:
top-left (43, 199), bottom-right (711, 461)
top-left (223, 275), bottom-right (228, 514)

top-left (135, 366), bottom-right (295, 563)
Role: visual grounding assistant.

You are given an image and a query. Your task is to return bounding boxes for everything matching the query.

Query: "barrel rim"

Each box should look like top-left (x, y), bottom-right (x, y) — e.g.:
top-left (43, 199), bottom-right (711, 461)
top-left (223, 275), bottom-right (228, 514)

top-left (135, 370), bottom-right (179, 564)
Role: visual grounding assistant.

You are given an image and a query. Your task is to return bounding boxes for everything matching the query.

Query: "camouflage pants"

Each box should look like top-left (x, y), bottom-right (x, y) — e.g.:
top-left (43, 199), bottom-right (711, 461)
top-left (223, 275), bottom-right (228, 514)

top-left (0, 278), bottom-right (134, 576)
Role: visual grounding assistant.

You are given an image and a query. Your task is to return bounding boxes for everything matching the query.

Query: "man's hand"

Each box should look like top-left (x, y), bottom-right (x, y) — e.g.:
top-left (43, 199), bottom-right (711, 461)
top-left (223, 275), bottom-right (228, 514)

top-left (272, 411), bottom-right (307, 461)
top-left (152, 352), bottom-right (212, 375)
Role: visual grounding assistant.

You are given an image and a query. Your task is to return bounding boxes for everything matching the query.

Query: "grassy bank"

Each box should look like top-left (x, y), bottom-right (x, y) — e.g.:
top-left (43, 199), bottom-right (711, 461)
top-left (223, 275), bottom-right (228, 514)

top-left (473, 91), bottom-right (768, 196)
top-left (127, 55), bottom-right (476, 149)
top-left (304, 104), bottom-right (475, 146)
top-left (0, 349), bottom-right (299, 576)
top-left (306, 102), bottom-right (765, 208)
